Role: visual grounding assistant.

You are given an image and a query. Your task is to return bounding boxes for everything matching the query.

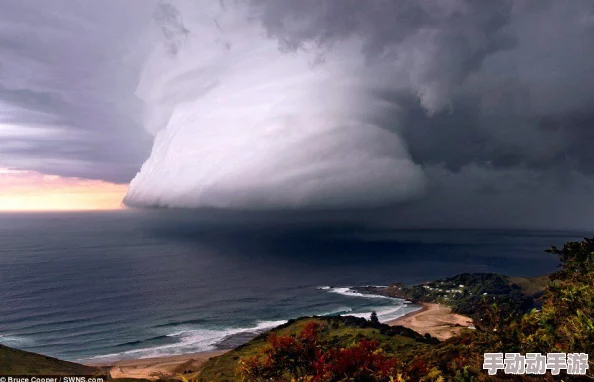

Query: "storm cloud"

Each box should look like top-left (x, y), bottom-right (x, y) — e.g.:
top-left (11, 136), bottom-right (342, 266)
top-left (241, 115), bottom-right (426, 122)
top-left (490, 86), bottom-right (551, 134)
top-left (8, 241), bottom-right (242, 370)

top-left (246, 0), bottom-right (594, 174)
top-left (1, 0), bottom-right (594, 227)
top-left (0, 1), bottom-right (155, 182)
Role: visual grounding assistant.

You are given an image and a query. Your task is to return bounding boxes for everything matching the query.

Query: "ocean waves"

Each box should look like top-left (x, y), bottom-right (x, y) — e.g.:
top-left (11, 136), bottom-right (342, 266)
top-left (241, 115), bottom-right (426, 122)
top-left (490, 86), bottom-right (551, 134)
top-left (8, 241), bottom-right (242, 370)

top-left (83, 319), bottom-right (287, 362)
top-left (320, 286), bottom-right (392, 299)
top-left (316, 286), bottom-right (418, 323)
top-left (81, 287), bottom-right (416, 362)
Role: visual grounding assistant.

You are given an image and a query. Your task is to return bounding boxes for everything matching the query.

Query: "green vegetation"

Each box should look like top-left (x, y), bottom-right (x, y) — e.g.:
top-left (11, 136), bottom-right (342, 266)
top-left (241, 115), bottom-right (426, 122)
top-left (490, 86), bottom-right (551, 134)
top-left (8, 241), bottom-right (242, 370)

top-left (357, 272), bottom-right (540, 318)
top-left (238, 322), bottom-right (401, 381)
top-left (476, 238), bottom-right (594, 357)
top-left (198, 316), bottom-right (438, 381)
top-left (199, 316), bottom-right (475, 381)
top-left (508, 275), bottom-right (548, 297)
top-left (0, 344), bottom-right (105, 375)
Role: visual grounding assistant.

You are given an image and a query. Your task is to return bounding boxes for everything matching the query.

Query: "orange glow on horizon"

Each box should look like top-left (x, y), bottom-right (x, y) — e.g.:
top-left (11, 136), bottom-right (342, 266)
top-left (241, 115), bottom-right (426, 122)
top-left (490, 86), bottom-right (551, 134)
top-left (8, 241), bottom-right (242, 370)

top-left (0, 168), bottom-right (128, 211)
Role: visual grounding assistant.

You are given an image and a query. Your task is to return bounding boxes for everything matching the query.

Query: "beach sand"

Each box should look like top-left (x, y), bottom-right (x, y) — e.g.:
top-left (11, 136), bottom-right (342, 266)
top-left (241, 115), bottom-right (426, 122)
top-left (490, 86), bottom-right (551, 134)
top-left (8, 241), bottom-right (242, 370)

top-left (87, 350), bottom-right (229, 380)
top-left (386, 303), bottom-right (473, 340)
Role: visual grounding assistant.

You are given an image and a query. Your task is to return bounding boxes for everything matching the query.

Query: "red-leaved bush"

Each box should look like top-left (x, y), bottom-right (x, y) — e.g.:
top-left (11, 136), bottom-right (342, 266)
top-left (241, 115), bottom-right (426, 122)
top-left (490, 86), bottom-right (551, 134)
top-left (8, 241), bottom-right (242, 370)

top-left (239, 321), bottom-right (399, 382)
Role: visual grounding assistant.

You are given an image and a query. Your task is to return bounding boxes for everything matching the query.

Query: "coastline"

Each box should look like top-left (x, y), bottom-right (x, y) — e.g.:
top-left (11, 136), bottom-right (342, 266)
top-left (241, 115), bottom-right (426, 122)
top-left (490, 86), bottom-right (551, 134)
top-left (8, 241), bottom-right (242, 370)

top-left (87, 350), bottom-right (229, 380)
top-left (386, 302), bottom-right (473, 341)
top-left (388, 303), bottom-right (428, 321)
top-left (84, 304), bottom-right (469, 379)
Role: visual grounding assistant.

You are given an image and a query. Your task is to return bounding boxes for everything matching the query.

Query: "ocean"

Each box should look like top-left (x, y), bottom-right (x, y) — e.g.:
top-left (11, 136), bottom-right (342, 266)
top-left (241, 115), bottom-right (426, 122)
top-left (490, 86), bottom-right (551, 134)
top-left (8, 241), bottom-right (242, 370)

top-left (0, 210), bottom-right (587, 362)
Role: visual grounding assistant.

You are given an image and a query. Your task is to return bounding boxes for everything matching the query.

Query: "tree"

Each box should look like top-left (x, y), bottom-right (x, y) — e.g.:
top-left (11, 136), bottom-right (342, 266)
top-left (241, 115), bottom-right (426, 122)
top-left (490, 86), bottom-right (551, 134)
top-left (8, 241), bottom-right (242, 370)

top-left (370, 311), bottom-right (380, 325)
top-left (520, 237), bottom-right (594, 358)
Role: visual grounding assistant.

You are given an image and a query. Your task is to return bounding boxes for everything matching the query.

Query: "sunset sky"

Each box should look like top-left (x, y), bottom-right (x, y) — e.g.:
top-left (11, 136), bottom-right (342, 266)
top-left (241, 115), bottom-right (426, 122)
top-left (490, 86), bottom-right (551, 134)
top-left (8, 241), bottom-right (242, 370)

top-left (0, 168), bottom-right (127, 211)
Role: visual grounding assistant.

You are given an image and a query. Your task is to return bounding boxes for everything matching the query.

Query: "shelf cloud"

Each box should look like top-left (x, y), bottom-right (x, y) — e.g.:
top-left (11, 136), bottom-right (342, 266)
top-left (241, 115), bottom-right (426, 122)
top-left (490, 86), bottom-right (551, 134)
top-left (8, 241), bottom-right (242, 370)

top-left (124, 0), bottom-right (594, 218)
top-left (124, 1), bottom-right (429, 209)
top-left (1, 0), bottom-right (594, 227)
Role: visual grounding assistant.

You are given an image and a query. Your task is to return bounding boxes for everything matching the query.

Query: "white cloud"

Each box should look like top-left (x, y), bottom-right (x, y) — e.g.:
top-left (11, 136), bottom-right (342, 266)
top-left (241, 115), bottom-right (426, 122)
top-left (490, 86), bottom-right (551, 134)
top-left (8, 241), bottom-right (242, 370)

top-left (124, 1), bottom-right (426, 209)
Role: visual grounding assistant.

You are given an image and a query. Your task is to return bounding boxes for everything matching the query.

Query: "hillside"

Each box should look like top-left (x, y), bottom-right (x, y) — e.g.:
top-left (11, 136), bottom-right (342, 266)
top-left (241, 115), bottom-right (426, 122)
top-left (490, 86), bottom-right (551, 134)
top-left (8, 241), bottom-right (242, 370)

top-left (0, 344), bottom-right (105, 375)
top-left (508, 274), bottom-right (548, 296)
top-left (356, 272), bottom-right (544, 317)
top-left (197, 315), bottom-right (439, 381)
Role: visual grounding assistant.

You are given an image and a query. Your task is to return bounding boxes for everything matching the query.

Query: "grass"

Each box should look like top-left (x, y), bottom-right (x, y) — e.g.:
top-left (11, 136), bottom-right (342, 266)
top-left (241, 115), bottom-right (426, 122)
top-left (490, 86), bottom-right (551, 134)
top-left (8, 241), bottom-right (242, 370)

top-left (509, 275), bottom-right (549, 296)
top-left (0, 344), bottom-right (106, 375)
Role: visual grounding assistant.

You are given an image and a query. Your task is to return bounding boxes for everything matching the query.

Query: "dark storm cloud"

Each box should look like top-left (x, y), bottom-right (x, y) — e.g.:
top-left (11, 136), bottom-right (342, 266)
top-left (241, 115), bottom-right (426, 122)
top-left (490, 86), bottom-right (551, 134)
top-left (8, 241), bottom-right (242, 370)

top-left (247, 0), bottom-right (517, 112)
top-left (0, 0), bottom-right (156, 183)
top-left (244, 0), bottom-right (594, 174)
top-left (153, 1), bottom-right (190, 55)
top-left (248, 0), bottom-right (514, 54)
top-left (399, 100), bottom-right (594, 175)
top-left (241, 1), bottom-right (594, 200)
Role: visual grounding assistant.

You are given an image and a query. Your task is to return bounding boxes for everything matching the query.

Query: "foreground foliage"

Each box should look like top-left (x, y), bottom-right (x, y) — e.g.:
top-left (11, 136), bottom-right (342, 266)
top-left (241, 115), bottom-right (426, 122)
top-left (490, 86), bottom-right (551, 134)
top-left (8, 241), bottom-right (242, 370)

top-left (473, 238), bottom-right (594, 368)
top-left (239, 322), bottom-right (400, 381)
top-left (198, 316), bottom-right (436, 381)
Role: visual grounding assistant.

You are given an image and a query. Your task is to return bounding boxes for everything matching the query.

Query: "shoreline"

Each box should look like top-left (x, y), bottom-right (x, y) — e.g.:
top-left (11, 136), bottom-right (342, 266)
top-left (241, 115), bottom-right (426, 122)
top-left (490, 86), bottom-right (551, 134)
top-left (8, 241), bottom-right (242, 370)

top-left (386, 302), bottom-right (473, 340)
top-left (86, 350), bottom-right (229, 380)
top-left (388, 303), bottom-right (428, 322)
top-left (84, 303), bottom-right (471, 379)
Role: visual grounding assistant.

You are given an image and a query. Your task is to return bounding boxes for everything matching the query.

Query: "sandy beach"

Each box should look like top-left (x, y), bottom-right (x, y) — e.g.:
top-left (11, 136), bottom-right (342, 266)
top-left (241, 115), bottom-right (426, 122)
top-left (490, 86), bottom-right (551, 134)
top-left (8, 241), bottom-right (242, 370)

top-left (88, 350), bottom-right (229, 380)
top-left (386, 302), bottom-right (473, 340)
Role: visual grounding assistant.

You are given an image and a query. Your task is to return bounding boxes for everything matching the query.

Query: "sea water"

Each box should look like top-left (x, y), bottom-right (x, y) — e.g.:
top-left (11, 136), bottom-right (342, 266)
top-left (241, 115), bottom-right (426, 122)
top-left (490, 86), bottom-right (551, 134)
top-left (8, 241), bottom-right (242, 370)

top-left (0, 210), bottom-right (585, 362)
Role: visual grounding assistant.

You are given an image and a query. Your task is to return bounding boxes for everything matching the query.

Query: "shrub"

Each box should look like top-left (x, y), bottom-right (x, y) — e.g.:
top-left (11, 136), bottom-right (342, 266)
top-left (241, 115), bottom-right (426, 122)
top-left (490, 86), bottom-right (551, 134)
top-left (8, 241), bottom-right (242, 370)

top-left (238, 321), bottom-right (400, 382)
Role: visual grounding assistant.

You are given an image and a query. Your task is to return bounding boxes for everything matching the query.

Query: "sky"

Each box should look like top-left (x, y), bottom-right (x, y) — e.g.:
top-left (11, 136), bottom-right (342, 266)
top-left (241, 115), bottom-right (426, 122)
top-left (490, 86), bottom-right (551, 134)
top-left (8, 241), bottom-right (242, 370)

top-left (0, 0), bottom-right (593, 228)
top-left (0, 168), bottom-right (126, 211)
